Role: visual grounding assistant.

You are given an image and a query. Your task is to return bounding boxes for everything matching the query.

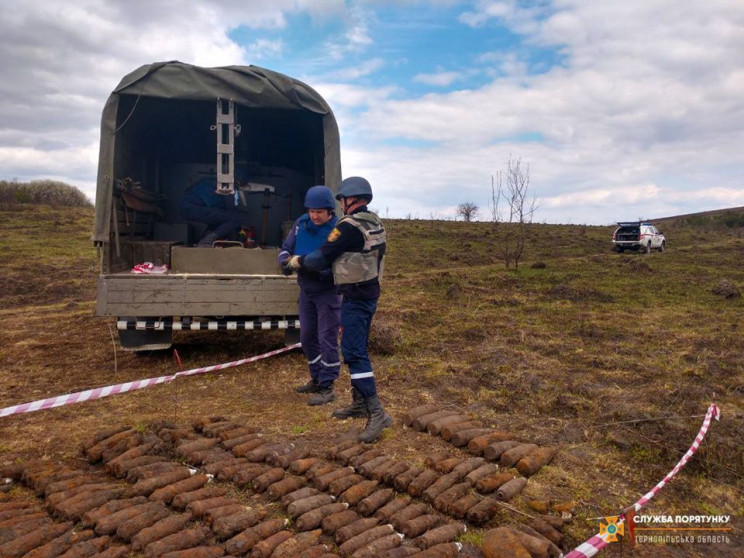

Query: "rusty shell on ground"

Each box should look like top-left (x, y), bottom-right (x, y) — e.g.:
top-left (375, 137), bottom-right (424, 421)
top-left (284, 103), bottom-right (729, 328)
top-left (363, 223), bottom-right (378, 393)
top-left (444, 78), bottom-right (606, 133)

top-left (157, 427), bottom-right (196, 445)
top-left (53, 488), bottom-right (126, 521)
top-left (222, 433), bottom-right (262, 450)
top-left (94, 501), bottom-right (158, 535)
top-left (187, 495), bottom-right (239, 519)
top-left (322, 509), bottom-right (361, 535)
top-left (335, 516), bottom-right (381, 545)
top-left (295, 502), bottom-right (349, 532)
top-left (201, 420), bottom-right (243, 437)
top-left (466, 497), bottom-right (500, 525)
top-left (203, 457), bottom-right (246, 476)
top-left (115, 502), bottom-right (170, 541)
top-left (230, 464), bottom-right (272, 486)
top-left (351, 532), bottom-right (404, 558)
top-left (131, 513), bottom-right (192, 551)
top-left (171, 486), bottom-right (227, 510)
top-left (416, 542), bottom-right (464, 557)
top-left (507, 527), bottom-right (553, 558)
top-left (249, 529), bottom-right (293, 558)
top-left (126, 461), bottom-right (183, 483)
top-left (108, 453), bottom-right (163, 479)
top-left (452, 457), bottom-right (486, 479)
top-left (374, 495), bottom-right (411, 521)
top-left (267, 475), bottom-right (306, 500)
top-left (423, 451), bottom-right (451, 468)
top-left (475, 473), bottom-right (514, 494)
top-left (393, 465), bottom-right (424, 492)
top-left (516, 447), bottom-right (558, 477)
top-left (449, 493), bottom-right (482, 519)
top-left (327, 438), bottom-right (359, 459)
top-left (357, 488), bottom-right (395, 516)
top-left (288, 493), bottom-right (335, 519)
top-left (23, 527), bottom-right (94, 558)
top-left (538, 514), bottom-right (565, 529)
top-left (270, 447), bottom-right (308, 468)
top-left (434, 458), bottom-right (461, 474)
top-left (407, 469), bottom-right (440, 498)
top-left (176, 437), bottom-right (220, 457)
top-left (400, 513), bottom-right (442, 538)
top-left (212, 508), bottom-right (264, 540)
top-left (433, 482), bottom-right (472, 513)
top-left (218, 425), bottom-right (259, 441)
top-left (496, 476), bottom-right (527, 501)
top-left (464, 463), bottom-right (500, 485)
top-left (500, 444), bottom-right (539, 468)
top-left (0, 514), bottom-right (51, 535)
top-left (315, 467), bottom-right (355, 491)
top-left (90, 544), bottom-right (129, 558)
top-left (47, 483), bottom-right (119, 509)
top-left (58, 534), bottom-right (112, 557)
top-left (252, 467), bottom-right (285, 492)
top-left (369, 459), bottom-right (401, 482)
top-left (338, 523), bottom-right (395, 558)
top-left (467, 431), bottom-right (515, 455)
top-left (401, 404), bottom-right (440, 426)
top-left (149, 473), bottom-right (209, 504)
top-left (243, 442), bottom-right (291, 463)
top-left (188, 447), bottom-right (234, 466)
top-left (160, 546), bottom-right (224, 558)
top-left (296, 544), bottom-right (330, 558)
top-left (483, 441), bottom-right (522, 462)
top-left (414, 522), bottom-right (466, 549)
top-left (306, 462), bottom-right (338, 481)
top-left (224, 517), bottom-right (288, 556)
top-left (131, 468), bottom-right (193, 497)
top-left (217, 462), bottom-right (265, 483)
top-left (381, 461), bottom-right (411, 484)
top-left (87, 430), bottom-right (139, 463)
top-left (427, 414), bottom-right (470, 436)
top-left (204, 503), bottom-right (246, 525)
top-left (232, 438), bottom-right (269, 457)
top-left (337, 444), bottom-right (369, 465)
top-left (482, 527), bottom-right (531, 558)
top-left (385, 546), bottom-right (423, 557)
top-left (80, 496), bottom-right (147, 528)
top-left (191, 415), bottom-right (228, 432)
top-left (349, 449), bottom-right (383, 469)
top-left (513, 524), bottom-right (562, 558)
top-left (289, 457), bottom-right (321, 475)
top-left (340, 479), bottom-right (379, 506)
top-left (281, 486), bottom-right (321, 507)
top-left (104, 440), bottom-right (154, 471)
top-left (440, 422), bottom-right (479, 442)
top-left (0, 520), bottom-right (73, 557)
top-left (411, 410), bottom-right (456, 432)
top-left (450, 428), bottom-right (494, 448)
top-left (529, 518), bottom-right (563, 546)
top-left (80, 426), bottom-right (131, 452)
top-left (143, 524), bottom-right (210, 558)
top-left (422, 472), bottom-right (460, 503)
top-left (272, 529), bottom-right (322, 558)
top-left (328, 473), bottom-right (365, 496)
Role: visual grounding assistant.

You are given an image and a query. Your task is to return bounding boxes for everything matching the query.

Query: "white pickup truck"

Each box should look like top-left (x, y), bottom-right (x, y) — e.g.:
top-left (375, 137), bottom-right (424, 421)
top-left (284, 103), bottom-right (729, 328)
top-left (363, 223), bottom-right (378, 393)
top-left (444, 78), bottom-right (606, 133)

top-left (612, 222), bottom-right (666, 253)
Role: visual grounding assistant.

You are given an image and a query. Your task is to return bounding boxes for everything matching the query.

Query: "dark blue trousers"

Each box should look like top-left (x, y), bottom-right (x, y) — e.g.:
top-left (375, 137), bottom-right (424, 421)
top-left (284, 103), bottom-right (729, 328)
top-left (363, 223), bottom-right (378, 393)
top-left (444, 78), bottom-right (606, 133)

top-left (341, 297), bottom-right (378, 398)
top-left (181, 202), bottom-right (244, 240)
top-left (299, 288), bottom-right (342, 387)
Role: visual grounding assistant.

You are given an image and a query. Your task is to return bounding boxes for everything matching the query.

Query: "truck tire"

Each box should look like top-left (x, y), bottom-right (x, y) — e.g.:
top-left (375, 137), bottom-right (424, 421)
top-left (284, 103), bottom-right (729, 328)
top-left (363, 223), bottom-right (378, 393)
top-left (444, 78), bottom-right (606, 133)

top-left (658, 241), bottom-right (666, 252)
top-left (118, 328), bottom-right (173, 352)
top-left (644, 242), bottom-right (651, 254)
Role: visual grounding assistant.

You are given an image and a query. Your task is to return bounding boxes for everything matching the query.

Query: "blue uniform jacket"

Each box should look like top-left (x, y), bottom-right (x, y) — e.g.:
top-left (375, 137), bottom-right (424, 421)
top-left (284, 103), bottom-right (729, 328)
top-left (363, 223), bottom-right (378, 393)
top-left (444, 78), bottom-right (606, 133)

top-left (279, 214), bottom-right (337, 294)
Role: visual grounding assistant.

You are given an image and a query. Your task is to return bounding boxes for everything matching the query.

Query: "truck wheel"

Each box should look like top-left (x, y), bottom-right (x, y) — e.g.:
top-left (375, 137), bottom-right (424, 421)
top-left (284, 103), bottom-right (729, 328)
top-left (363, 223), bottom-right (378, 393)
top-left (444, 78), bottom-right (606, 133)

top-left (284, 328), bottom-right (301, 346)
top-left (118, 328), bottom-right (173, 352)
top-left (644, 242), bottom-right (651, 254)
top-left (658, 241), bottom-right (666, 252)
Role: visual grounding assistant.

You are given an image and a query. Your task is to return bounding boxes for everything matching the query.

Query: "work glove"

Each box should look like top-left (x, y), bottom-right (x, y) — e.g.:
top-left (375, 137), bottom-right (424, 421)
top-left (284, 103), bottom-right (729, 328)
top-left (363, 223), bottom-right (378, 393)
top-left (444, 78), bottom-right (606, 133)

top-left (286, 255), bottom-right (302, 271)
top-left (280, 260), bottom-right (293, 276)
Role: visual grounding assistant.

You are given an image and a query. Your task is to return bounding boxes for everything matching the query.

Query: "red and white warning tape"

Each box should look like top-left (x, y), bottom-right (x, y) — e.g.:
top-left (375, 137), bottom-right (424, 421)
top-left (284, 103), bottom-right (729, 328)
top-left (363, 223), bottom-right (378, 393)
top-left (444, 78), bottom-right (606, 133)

top-left (565, 403), bottom-right (721, 558)
top-left (0, 343), bottom-right (301, 418)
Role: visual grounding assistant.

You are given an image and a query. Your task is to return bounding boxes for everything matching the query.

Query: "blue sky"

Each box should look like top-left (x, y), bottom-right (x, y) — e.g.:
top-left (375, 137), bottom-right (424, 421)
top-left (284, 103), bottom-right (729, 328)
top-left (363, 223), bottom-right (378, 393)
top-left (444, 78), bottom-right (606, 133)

top-left (1, 0), bottom-right (743, 224)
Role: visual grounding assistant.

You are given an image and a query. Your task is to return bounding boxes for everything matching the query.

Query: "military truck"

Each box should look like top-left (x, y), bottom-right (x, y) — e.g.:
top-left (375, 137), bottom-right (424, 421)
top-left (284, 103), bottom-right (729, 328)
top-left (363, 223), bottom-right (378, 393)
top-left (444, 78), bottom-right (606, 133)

top-left (92, 61), bottom-right (341, 350)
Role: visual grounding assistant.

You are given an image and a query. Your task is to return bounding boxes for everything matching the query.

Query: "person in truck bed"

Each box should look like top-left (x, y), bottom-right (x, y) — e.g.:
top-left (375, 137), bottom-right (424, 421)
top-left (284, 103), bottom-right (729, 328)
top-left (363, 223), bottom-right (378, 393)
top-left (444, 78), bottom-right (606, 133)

top-left (180, 175), bottom-right (247, 247)
top-left (278, 186), bottom-right (342, 406)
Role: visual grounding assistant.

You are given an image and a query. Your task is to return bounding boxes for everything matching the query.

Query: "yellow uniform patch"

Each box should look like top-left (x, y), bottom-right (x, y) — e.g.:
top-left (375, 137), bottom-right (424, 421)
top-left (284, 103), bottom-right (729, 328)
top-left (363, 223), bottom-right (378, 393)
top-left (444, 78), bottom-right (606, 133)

top-left (327, 227), bottom-right (341, 242)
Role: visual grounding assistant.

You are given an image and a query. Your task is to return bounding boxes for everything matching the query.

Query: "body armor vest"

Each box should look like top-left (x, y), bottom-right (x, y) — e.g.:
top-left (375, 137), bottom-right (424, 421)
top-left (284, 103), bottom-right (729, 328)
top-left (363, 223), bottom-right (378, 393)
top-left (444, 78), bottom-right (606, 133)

top-left (332, 211), bottom-right (386, 286)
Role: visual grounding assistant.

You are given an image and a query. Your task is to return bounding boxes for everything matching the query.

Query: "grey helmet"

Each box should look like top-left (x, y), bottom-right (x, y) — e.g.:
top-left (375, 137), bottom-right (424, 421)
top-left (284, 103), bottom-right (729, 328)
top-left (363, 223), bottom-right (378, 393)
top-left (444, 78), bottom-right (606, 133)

top-left (335, 176), bottom-right (373, 202)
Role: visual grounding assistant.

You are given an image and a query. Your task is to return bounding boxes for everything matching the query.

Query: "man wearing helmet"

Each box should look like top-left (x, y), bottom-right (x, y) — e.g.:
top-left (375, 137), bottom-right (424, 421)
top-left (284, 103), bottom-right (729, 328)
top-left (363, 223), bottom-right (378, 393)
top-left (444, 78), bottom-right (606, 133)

top-left (278, 186), bottom-right (342, 406)
top-left (286, 177), bottom-right (392, 443)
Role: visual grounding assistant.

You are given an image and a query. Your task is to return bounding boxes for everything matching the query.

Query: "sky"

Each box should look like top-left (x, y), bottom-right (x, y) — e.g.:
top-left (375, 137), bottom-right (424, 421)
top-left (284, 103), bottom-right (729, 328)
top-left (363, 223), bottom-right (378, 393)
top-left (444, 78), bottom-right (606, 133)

top-left (1, 0), bottom-right (743, 225)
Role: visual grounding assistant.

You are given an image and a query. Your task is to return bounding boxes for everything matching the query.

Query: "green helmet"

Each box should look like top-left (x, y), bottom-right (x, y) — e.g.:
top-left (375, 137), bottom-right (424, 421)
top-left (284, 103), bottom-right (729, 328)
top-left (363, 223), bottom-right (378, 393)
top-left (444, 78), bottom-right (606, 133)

top-left (336, 176), bottom-right (372, 202)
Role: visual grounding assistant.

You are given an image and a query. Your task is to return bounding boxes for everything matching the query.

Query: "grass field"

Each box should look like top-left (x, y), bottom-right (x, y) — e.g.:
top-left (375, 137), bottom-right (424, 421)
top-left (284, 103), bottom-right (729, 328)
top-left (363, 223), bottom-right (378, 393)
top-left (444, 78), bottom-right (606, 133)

top-left (0, 203), bottom-right (742, 556)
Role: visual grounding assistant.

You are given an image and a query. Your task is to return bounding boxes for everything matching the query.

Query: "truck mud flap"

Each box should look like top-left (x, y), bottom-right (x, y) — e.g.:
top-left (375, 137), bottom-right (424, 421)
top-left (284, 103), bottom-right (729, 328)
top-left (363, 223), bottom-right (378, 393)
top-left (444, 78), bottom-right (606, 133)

top-left (118, 328), bottom-right (173, 352)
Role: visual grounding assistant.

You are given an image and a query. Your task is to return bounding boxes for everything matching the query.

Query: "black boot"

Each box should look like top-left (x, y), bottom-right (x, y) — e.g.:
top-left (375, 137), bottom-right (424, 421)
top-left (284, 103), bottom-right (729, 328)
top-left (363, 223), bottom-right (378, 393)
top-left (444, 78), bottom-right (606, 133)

top-left (331, 387), bottom-right (368, 419)
top-left (308, 384), bottom-right (335, 406)
top-left (358, 396), bottom-right (393, 443)
top-left (296, 379), bottom-right (320, 394)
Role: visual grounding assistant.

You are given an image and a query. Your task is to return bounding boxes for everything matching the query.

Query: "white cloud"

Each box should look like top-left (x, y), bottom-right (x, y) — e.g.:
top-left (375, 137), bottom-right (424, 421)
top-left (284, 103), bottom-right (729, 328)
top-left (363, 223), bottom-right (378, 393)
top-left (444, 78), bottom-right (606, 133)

top-left (413, 71), bottom-right (462, 87)
top-left (327, 58), bottom-right (384, 81)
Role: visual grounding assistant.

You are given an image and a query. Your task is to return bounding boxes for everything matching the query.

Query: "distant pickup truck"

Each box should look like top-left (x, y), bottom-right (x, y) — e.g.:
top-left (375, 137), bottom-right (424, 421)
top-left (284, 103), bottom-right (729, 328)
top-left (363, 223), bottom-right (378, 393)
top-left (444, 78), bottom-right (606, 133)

top-left (612, 222), bottom-right (666, 253)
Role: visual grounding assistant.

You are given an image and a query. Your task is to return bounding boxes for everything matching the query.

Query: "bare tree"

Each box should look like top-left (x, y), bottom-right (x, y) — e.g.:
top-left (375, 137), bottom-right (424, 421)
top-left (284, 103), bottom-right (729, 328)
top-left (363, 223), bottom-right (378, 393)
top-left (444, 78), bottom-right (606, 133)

top-left (489, 156), bottom-right (537, 269)
top-left (457, 201), bottom-right (479, 222)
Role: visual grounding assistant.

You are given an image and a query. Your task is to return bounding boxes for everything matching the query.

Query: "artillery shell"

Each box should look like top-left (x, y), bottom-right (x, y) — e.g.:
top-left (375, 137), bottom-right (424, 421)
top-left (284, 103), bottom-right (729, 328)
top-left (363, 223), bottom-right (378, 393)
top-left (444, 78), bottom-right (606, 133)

top-left (449, 493), bottom-right (482, 519)
top-left (132, 468), bottom-right (193, 497)
top-left (296, 502), bottom-right (349, 532)
top-left (45, 474), bottom-right (107, 496)
top-left (452, 457), bottom-right (486, 479)
top-left (433, 482), bottom-right (472, 513)
top-left (338, 523), bottom-right (395, 557)
top-left (529, 518), bottom-right (563, 546)
top-left (358, 456), bottom-right (393, 477)
top-left (80, 426), bottom-right (130, 452)
top-left (232, 438), bottom-right (268, 457)
top-left (337, 444), bottom-right (368, 465)
top-left (246, 443), bottom-right (294, 463)
top-left (171, 486), bottom-right (227, 510)
top-left (288, 493), bottom-right (335, 519)
top-left (224, 518), bottom-right (288, 556)
top-left (401, 404), bottom-right (440, 426)
top-left (381, 461), bottom-right (411, 484)
top-left (80, 496), bottom-right (148, 528)
top-left (126, 461), bottom-right (183, 483)
top-left (411, 410), bottom-right (456, 432)
top-left (0, 520), bottom-right (73, 557)
top-left (58, 535), bottom-right (112, 557)
top-left (369, 460), bottom-right (401, 482)
top-left (91, 545), bottom-right (128, 558)
top-left (322, 509), bottom-right (361, 535)
top-left (481, 527), bottom-right (531, 558)
top-left (131, 513), bottom-right (192, 551)
top-left (451, 428), bottom-right (494, 448)
top-left (272, 529), bottom-right (323, 558)
top-left (53, 488), bottom-right (126, 521)
top-left (416, 542), bottom-right (463, 557)
top-left (400, 513), bottom-right (441, 538)
top-left (393, 466), bottom-right (423, 492)
top-left (249, 529), bottom-right (293, 558)
top-left (422, 472), bottom-right (460, 503)
top-left (351, 532), bottom-right (404, 558)
top-left (297, 545), bottom-right (330, 558)
top-left (218, 462), bottom-right (266, 482)
top-left (202, 420), bottom-right (244, 437)
top-left (440, 422), bottom-right (479, 442)
top-left (427, 414), bottom-right (470, 436)
top-left (340, 480), bottom-right (379, 506)
top-left (176, 437), bottom-right (220, 457)
top-left (423, 451), bottom-right (451, 468)
top-left (192, 416), bottom-right (228, 432)
top-left (149, 473), bottom-right (209, 504)
top-left (203, 457), bottom-right (246, 476)
top-left (414, 522), bottom-right (466, 549)
top-left (160, 546), bottom-right (224, 558)
top-left (0, 514), bottom-right (51, 536)
top-left (187, 496), bottom-right (239, 519)
top-left (407, 469), bottom-right (440, 498)
top-left (86, 430), bottom-right (139, 462)
top-left (23, 528), bottom-right (94, 558)
top-left (222, 433), bottom-right (262, 450)
top-left (269, 447), bottom-right (308, 468)
top-left (513, 524), bottom-right (562, 558)
top-left (94, 501), bottom-right (160, 535)
top-left (281, 486), bottom-right (320, 507)
top-left (467, 431), bottom-right (515, 455)
top-left (252, 467), bottom-right (285, 492)
top-left (435, 457), bottom-right (462, 473)
top-left (328, 473), bottom-right (365, 496)
top-left (500, 444), bottom-right (539, 468)
top-left (230, 464), bottom-right (271, 486)
top-left (483, 441), bottom-right (522, 462)
top-left (108, 454), bottom-right (163, 478)
top-left (358, 488), bottom-right (394, 516)
top-left (143, 524), bottom-right (209, 558)
top-left (335, 517), bottom-right (381, 545)
top-left (315, 467), bottom-right (355, 491)
top-left (516, 447), bottom-right (558, 477)
top-left (47, 483), bottom-right (119, 508)
top-left (188, 447), bottom-right (234, 466)
top-left (267, 475), bottom-right (306, 500)
top-left (212, 508), bottom-right (264, 540)
top-left (507, 527), bottom-right (552, 558)
top-left (495, 476), bottom-right (527, 501)
top-left (157, 427), bottom-right (195, 445)
top-left (374, 495), bottom-right (411, 521)
top-left (327, 439), bottom-right (359, 459)
top-left (538, 514), bottom-right (565, 530)
top-left (466, 497), bottom-right (500, 525)
top-left (116, 502), bottom-right (170, 541)
top-left (386, 546), bottom-right (423, 557)
top-left (465, 463), bottom-right (500, 485)
top-left (289, 457), bottom-right (321, 475)
top-left (204, 504), bottom-right (247, 525)
top-left (218, 425), bottom-right (259, 441)
top-left (306, 461), bottom-right (338, 481)
top-left (349, 449), bottom-right (383, 468)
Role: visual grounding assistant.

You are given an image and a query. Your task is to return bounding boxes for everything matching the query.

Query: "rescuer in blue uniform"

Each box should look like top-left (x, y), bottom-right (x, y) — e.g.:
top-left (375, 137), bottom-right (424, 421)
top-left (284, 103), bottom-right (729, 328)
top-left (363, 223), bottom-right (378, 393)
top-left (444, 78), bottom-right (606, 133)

top-left (278, 186), bottom-right (342, 406)
top-left (286, 177), bottom-right (392, 442)
top-left (180, 175), bottom-right (245, 246)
